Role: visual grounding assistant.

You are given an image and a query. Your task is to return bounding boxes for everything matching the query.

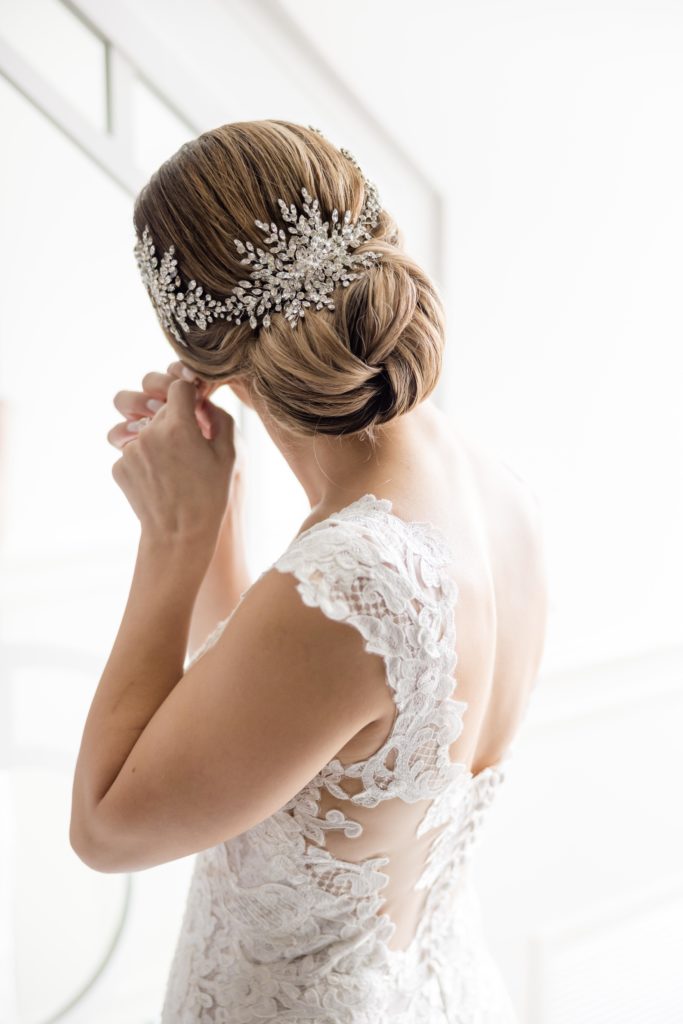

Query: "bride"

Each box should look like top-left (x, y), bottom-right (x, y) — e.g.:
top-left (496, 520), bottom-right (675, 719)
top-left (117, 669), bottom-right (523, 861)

top-left (70, 119), bottom-right (548, 1023)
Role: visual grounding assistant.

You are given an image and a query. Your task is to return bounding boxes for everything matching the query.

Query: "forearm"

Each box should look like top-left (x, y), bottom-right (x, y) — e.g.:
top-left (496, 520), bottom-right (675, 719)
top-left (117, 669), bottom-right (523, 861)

top-left (188, 495), bottom-right (252, 659)
top-left (71, 533), bottom-right (210, 839)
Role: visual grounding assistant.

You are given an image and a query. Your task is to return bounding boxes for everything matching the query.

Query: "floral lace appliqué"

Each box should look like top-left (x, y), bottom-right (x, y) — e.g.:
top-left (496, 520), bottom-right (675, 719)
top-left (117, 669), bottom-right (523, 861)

top-left (161, 494), bottom-right (518, 1024)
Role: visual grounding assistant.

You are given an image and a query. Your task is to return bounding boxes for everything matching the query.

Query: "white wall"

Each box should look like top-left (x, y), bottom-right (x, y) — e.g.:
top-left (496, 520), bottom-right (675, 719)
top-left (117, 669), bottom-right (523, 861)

top-left (279, 0), bottom-right (683, 672)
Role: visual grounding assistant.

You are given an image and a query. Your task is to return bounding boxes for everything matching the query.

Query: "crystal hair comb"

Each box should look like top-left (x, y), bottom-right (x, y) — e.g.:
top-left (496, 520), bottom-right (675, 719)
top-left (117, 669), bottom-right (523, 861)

top-left (133, 128), bottom-right (384, 345)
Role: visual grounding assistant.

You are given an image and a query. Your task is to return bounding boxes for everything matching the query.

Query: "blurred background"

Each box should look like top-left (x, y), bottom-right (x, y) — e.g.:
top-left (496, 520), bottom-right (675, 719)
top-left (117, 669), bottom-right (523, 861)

top-left (1, 0), bottom-right (682, 1021)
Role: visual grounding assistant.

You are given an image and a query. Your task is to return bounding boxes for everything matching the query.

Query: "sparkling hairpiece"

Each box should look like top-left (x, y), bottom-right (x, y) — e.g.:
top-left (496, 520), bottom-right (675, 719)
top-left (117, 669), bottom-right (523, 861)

top-left (134, 129), bottom-right (384, 344)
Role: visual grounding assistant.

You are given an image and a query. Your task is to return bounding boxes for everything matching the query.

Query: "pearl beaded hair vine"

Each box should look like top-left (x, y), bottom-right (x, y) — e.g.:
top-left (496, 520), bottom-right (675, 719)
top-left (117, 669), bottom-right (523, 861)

top-left (133, 127), bottom-right (384, 345)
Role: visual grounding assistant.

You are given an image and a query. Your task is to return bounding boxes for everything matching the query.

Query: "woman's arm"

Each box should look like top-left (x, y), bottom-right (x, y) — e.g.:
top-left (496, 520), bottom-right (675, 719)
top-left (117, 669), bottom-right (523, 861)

top-left (188, 473), bottom-right (252, 659)
top-left (70, 530), bottom-right (211, 846)
top-left (71, 377), bottom-right (242, 847)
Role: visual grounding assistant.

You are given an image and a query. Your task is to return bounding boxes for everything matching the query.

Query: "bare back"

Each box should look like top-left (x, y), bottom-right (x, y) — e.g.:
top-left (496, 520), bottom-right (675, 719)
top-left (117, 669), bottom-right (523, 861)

top-left (305, 400), bottom-right (549, 778)
top-left (159, 410), bottom-right (550, 1000)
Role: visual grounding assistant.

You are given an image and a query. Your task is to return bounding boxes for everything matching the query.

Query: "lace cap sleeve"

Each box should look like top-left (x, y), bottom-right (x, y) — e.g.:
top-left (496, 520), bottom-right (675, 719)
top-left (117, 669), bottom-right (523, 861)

top-left (271, 517), bottom-right (416, 658)
top-left (271, 514), bottom-right (470, 806)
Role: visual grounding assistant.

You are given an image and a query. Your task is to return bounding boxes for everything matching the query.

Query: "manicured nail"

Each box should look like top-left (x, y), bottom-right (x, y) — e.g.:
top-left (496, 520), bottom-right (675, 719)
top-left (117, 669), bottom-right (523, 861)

top-left (146, 398), bottom-right (164, 412)
top-left (126, 419), bottom-right (144, 432)
top-left (181, 366), bottom-right (199, 382)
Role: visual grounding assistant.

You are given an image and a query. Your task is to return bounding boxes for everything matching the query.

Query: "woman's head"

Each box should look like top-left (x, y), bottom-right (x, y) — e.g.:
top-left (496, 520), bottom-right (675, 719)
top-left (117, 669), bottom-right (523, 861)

top-left (133, 120), bottom-right (446, 442)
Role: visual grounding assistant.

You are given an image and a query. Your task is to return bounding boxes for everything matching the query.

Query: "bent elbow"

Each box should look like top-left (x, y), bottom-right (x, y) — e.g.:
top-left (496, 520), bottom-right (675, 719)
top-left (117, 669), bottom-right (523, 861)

top-left (69, 818), bottom-right (125, 874)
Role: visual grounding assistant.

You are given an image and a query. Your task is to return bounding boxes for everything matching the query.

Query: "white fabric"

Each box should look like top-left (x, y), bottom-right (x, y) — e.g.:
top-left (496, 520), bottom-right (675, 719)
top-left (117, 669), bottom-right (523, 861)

top-left (161, 494), bottom-right (520, 1023)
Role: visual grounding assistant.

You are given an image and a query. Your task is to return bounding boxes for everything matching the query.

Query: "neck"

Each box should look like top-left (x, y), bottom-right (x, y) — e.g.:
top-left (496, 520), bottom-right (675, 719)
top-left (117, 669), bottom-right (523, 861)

top-left (257, 397), bottom-right (444, 513)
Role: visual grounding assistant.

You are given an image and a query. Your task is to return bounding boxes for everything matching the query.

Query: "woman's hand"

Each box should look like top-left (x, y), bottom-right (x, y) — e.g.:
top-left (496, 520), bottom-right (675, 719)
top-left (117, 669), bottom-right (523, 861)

top-left (108, 361), bottom-right (221, 448)
top-left (107, 363), bottom-right (242, 548)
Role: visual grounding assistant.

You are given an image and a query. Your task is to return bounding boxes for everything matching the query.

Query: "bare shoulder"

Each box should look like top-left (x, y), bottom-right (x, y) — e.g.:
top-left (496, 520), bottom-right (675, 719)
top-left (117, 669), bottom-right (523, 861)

top-left (450, 426), bottom-right (549, 599)
top-left (450, 429), bottom-right (550, 683)
top-left (458, 430), bottom-right (544, 530)
top-left (430, 406), bottom-right (541, 511)
top-left (234, 559), bottom-right (393, 723)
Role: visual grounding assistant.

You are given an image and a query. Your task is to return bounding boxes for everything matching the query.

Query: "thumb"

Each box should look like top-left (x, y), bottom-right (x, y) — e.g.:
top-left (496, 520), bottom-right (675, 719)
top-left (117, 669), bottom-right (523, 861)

top-left (166, 377), bottom-right (203, 434)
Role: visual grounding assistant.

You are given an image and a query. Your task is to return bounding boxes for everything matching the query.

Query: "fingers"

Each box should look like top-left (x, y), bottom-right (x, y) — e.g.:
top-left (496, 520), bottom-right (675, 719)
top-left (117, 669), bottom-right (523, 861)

top-left (109, 364), bottom-right (218, 450)
top-left (167, 360), bottom-right (197, 380)
top-left (198, 395), bottom-right (236, 456)
top-left (113, 388), bottom-right (165, 420)
top-left (168, 361), bottom-right (224, 401)
top-left (142, 370), bottom-right (175, 396)
top-left (107, 420), bottom-right (141, 449)
top-left (113, 366), bottom-right (201, 420)
top-left (167, 361), bottom-right (208, 388)
top-left (165, 377), bottom-right (203, 426)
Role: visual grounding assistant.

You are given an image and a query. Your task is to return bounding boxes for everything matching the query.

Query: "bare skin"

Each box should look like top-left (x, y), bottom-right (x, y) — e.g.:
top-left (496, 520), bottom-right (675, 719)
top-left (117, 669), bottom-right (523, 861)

top-left (226, 374), bottom-right (549, 774)
top-left (72, 365), bottom-right (548, 873)
top-left (114, 365), bottom-right (548, 754)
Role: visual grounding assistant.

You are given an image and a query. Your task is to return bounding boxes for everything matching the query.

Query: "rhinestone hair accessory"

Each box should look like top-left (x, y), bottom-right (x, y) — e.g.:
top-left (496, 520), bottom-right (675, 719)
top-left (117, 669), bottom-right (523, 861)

top-left (134, 128), bottom-right (384, 344)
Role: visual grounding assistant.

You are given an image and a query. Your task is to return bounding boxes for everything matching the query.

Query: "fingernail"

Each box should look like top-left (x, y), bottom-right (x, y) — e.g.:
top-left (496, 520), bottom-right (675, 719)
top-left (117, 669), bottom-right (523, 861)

top-left (181, 366), bottom-right (199, 383)
top-left (146, 398), bottom-right (164, 412)
top-left (126, 419), bottom-right (144, 432)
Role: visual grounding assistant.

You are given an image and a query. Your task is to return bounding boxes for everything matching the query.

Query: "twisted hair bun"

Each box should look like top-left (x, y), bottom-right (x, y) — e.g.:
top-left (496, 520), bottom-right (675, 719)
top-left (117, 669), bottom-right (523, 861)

top-left (133, 120), bottom-right (446, 441)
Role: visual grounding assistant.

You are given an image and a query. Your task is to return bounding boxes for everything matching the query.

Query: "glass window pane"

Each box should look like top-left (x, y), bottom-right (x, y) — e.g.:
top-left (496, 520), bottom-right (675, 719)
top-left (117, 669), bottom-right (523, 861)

top-left (0, 0), bottom-right (107, 130)
top-left (132, 74), bottom-right (195, 177)
top-left (0, 74), bottom-right (141, 567)
top-left (0, 73), bottom-right (197, 1019)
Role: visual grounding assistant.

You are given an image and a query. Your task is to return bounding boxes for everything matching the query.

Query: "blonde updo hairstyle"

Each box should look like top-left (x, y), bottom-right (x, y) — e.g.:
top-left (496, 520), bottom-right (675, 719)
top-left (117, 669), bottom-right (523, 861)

top-left (133, 120), bottom-right (446, 442)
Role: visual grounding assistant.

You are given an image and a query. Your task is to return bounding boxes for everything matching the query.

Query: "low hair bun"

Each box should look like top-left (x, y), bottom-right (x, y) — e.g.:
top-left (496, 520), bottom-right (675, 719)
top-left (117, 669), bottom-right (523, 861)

top-left (133, 120), bottom-right (446, 442)
top-left (247, 234), bottom-right (446, 441)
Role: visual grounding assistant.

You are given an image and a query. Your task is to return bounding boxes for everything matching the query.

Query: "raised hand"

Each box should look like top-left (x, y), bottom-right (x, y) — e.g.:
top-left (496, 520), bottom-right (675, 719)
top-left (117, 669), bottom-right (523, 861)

top-left (108, 362), bottom-right (222, 450)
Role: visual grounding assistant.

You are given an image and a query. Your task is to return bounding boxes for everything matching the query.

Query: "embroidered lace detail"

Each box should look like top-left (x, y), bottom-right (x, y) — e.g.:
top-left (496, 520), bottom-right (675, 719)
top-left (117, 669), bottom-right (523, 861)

top-left (273, 494), bottom-right (469, 809)
top-left (161, 494), bottom-right (518, 1024)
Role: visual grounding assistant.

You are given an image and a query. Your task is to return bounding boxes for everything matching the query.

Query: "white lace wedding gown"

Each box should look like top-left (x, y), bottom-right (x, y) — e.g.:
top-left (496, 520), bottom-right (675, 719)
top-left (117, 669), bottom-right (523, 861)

top-left (160, 494), bottom-right (522, 1023)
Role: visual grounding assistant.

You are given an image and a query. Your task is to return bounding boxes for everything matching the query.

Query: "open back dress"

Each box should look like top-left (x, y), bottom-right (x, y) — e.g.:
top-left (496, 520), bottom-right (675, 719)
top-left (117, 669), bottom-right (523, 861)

top-left (160, 493), bottom-right (529, 1024)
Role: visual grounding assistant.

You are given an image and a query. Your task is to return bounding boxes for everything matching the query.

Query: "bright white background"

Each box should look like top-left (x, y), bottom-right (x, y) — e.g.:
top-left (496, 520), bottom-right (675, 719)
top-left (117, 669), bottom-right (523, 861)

top-left (1, 1), bottom-right (681, 1022)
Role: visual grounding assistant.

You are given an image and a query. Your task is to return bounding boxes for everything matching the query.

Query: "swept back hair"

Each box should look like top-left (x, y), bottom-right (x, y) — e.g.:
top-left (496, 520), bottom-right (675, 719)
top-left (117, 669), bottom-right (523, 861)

top-left (133, 119), bottom-right (446, 441)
